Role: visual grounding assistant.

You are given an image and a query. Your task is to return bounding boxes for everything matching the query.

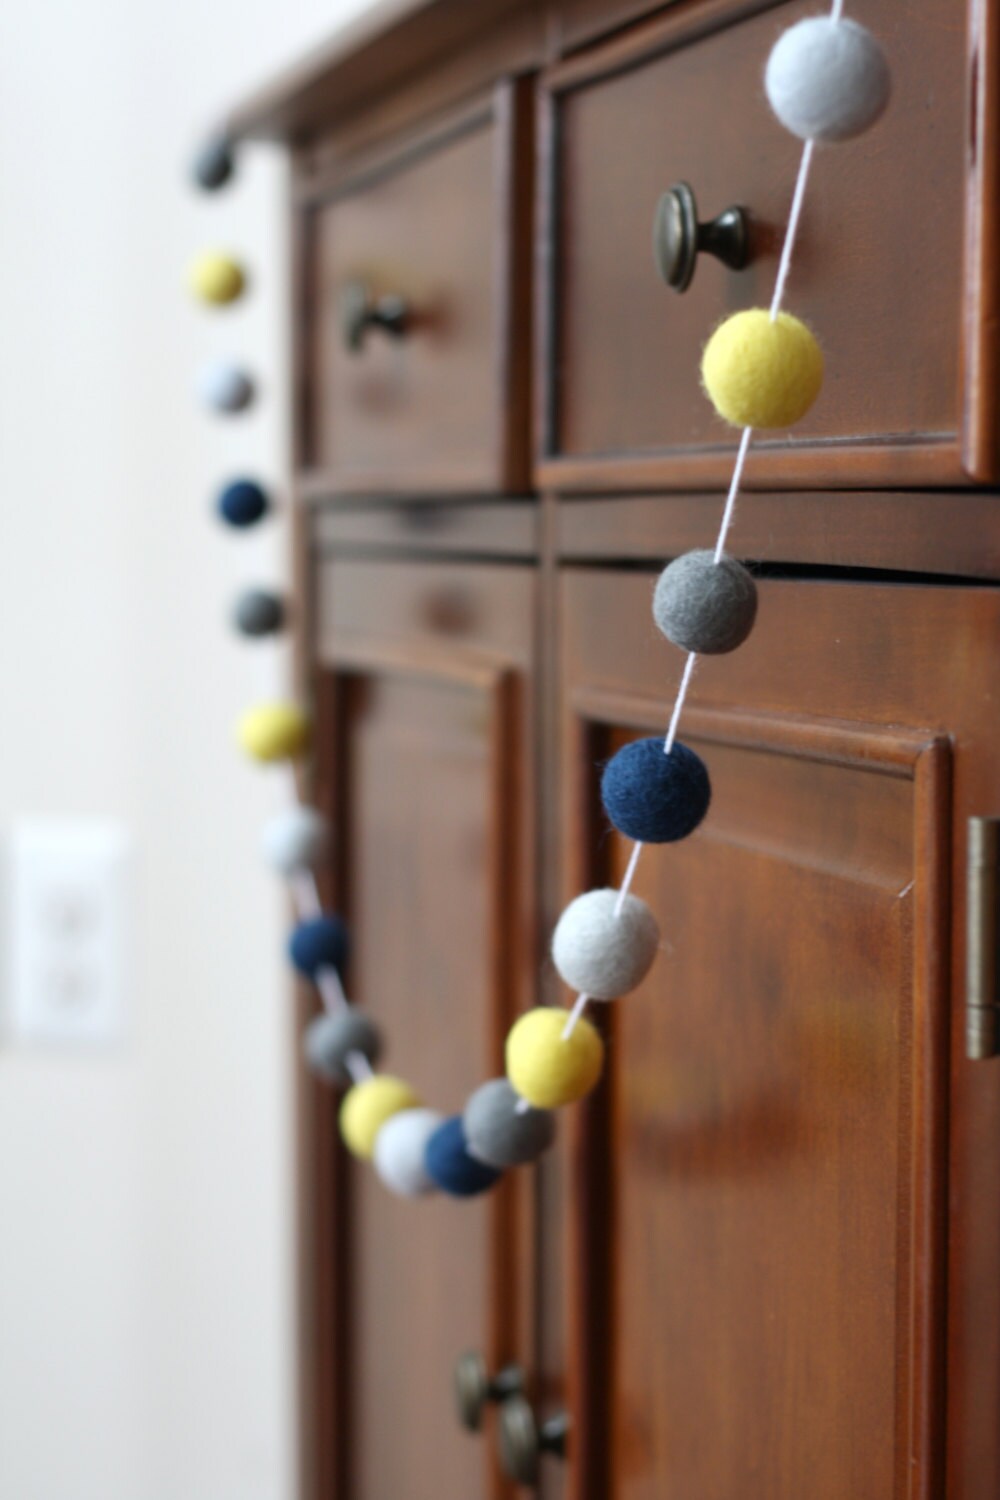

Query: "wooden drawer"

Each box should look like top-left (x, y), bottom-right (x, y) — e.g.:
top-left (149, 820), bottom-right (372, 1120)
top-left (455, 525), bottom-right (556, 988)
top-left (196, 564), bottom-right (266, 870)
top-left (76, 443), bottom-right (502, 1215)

top-left (538, 0), bottom-right (999, 492)
top-left (304, 83), bottom-right (532, 496)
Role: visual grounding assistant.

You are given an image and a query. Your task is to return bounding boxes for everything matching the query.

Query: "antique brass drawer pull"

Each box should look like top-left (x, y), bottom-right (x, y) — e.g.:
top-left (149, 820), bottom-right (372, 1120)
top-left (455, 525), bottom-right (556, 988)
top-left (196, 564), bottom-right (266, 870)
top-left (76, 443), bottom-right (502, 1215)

top-left (453, 1351), bottom-right (524, 1433)
top-left (653, 181), bottom-right (749, 292)
top-left (498, 1395), bottom-right (569, 1486)
top-left (339, 278), bottom-right (410, 351)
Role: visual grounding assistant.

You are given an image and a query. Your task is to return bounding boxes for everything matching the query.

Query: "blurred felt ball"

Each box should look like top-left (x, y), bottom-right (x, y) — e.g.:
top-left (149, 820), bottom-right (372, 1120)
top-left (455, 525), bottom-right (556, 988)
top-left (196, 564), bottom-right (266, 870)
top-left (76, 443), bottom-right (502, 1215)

top-left (216, 478), bottom-right (269, 528)
top-left (341, 1076), bottom-right (421, 1160)
top-left (187, 251), bottom-right (246, 306)
top-left (374, 1108), bottom-right (445, 1197)
top-left (424, 1115), bottom-right (502, 1198)
top-left (191, 137), bottom-right (235, 191)
top-left (232, 589), bottom-right (284, 638)
top-left (260, 806), bottom-right (329, 875)
top-left (196, 360), bottom-right (255, 414)
top-left (288, 914), bottom-right (350, 981)
top-left (505, 1007), bottom-right (604, 1109)
top-left (236, 702), bottom-right (310, 763)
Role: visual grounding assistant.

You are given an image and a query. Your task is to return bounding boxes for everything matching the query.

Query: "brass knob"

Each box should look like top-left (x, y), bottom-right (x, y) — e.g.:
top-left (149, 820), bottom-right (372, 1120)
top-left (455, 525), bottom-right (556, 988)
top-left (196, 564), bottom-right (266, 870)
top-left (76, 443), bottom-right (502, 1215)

top-left (453, 1351), bottom-right (524, 1433)
top-left (497, 1395), bottom-right (569, 1486)
top-left (653, 181), bottom-right (749, 293)
top-left (340, 279), bottom-right (410, 352)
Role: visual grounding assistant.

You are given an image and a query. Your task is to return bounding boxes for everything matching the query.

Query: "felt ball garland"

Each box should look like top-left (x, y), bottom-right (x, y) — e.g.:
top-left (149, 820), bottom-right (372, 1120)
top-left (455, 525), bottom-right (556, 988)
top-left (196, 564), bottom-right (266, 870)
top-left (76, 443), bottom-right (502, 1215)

top-left (200, 0), bottom-right (889, 1206)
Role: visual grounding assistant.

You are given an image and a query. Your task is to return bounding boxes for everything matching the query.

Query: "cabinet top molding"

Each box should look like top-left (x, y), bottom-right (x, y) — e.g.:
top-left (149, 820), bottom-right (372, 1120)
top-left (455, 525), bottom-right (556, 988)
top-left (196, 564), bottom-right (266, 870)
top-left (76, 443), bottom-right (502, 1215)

top-left (218, 0), bottom-right (537, 144)
top-left (215, 0), bottom-right (748, 144)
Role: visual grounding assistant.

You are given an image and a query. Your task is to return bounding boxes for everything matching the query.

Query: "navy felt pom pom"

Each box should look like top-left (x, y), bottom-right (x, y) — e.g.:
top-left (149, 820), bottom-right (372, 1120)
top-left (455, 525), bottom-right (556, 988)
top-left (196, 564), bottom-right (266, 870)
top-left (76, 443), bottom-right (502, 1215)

top-left (288, 915), bottom-right (350, 980)
top-left (601, 737), bottom-right (711, 843)
top-left (424, 1116), bottom-right (502, 1198)
top-left (217, 479), bottom-right (269, 528)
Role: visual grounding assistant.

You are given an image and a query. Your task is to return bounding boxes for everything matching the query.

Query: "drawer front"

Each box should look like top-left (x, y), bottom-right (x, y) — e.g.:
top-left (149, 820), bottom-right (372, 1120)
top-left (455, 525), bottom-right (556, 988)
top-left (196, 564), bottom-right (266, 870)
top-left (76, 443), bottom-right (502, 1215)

top-left (306, 83), bottom-right (531, 495)
top-left (538, 0), bottom-right (995, 491)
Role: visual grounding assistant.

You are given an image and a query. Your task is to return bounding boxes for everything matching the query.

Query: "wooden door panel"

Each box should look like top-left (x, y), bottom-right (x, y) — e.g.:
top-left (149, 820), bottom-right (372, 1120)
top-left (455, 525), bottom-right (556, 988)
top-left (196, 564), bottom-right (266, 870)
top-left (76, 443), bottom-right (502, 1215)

top-left (553, 568), bottom-right (1000, 1500)
top-left (304, 557), bottom-right (537, 1500)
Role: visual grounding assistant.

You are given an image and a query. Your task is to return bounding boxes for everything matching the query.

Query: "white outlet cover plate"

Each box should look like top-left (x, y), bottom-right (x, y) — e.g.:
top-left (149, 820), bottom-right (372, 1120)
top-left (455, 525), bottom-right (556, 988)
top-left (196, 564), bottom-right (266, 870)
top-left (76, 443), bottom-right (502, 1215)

top-left (7, 820), bottom-right (133, 1047)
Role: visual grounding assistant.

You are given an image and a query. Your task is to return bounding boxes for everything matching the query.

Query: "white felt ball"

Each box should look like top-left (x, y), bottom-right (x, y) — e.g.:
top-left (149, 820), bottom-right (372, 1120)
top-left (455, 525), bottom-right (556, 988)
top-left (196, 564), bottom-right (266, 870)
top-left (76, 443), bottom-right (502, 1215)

top-left (373, 1108), bottom-right (445, 1198)
top-left (261, 806), bottom-right (329, 875)
top-left (765, 18), bottom-right (890, 143)
top-left (552, 888), bottom-right (661, 1001)
top-left (196, 359), bottom-right (254, 414)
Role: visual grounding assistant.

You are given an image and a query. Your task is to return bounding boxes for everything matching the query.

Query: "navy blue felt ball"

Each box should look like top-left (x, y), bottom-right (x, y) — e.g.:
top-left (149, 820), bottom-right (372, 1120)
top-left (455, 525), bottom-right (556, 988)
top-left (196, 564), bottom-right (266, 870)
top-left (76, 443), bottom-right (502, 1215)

top-left (288, 915), bottom-right (350, 980)
top-left (216, 479), bottom-right (269, 529)
top-left (424, 1116), bottom-right (502, 1198)
top-left (601, 737), bottom-right (711, 843)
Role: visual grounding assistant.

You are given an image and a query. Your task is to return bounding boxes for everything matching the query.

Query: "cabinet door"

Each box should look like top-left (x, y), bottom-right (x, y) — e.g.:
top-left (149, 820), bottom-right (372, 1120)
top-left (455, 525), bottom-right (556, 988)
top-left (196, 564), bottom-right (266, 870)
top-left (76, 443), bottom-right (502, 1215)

top-left (546, 567), bottom-right (1000, 1500)
top-left (301, 556), bottom-right (537, 1500)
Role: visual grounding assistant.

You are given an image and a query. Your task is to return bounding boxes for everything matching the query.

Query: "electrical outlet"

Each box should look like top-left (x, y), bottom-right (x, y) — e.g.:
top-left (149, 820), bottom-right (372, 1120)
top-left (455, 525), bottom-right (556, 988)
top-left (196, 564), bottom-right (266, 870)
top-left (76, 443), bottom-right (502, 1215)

top-left (7, 820), bottom-right (132, 1046)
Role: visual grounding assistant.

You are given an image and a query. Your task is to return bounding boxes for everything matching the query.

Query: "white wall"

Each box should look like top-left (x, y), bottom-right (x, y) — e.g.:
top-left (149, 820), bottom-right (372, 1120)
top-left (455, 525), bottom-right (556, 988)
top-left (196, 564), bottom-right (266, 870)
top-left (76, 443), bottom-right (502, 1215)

top-left (0, 3), bottom-right (371, 1496)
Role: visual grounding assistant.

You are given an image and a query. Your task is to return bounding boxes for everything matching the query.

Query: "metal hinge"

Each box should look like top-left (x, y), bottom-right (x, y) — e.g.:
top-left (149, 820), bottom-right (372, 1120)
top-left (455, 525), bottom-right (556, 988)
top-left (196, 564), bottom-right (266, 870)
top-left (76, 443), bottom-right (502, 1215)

top-left (966, 817), bottom-right (1000, 1059)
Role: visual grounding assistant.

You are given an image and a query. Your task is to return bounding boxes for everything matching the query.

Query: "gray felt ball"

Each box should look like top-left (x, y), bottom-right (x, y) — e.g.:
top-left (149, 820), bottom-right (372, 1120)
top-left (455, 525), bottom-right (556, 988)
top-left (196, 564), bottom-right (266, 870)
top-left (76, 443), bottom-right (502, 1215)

top-left (552, 887), bottom-right (660, 1001)
top-left (196, 360), bottom-right (254, 414)
top-left (765, 17), bottom-right (891, 144)
top-left (303, 1007), bottom-right (382, 1088)
top-left (233, 588), bottom-right (285, 638)
top-left (464, 1078), bottom-right (556, 1169)
top-left (191, 136), bottom-right (235, 191)
top-left (652, 550), bottom-right (757, 655)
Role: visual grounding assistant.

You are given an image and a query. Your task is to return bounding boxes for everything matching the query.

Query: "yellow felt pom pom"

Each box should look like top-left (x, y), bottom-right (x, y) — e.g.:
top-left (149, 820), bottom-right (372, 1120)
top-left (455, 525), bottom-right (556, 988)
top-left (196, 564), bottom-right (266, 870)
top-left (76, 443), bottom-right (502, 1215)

top-left (340, 1076), bottom-right (421, 1160)
top-left (187, 251), bottom-right (246, 306)
top-left (505, 1007), bottom-right (604, 1109)
top-left (701, 309), bottom-right (823, 429)
top-left (237, 702), bottom-right (310, 763)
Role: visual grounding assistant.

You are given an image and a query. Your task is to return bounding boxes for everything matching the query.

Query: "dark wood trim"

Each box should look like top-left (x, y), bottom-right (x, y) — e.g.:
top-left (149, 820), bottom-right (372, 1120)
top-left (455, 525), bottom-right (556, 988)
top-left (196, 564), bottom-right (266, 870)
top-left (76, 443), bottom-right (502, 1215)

top-left (961, 0), bottom-right (1000, 481)
top-left (553, 491), bottom-right (1000, 579)
top-left (313, 499), bottom-right (538, 560)
top-left (293, 88), bottom-right (496, 207)
top-left (537, 442), bottom-right (967, 495)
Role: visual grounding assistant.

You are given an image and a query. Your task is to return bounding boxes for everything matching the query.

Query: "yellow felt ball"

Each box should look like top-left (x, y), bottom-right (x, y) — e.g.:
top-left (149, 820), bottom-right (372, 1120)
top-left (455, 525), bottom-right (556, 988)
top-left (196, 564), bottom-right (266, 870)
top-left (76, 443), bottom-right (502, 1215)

top-left (187, 251), bottom-right (246, 306)
top-left (701, 309), bottom-right (823, 429)
top-left (505, 1007), bottom-right (604, 1109)
top-left (340, 1076), bottom-right (421, 1160)
top-left (237, 702), bottom-right (310, 763)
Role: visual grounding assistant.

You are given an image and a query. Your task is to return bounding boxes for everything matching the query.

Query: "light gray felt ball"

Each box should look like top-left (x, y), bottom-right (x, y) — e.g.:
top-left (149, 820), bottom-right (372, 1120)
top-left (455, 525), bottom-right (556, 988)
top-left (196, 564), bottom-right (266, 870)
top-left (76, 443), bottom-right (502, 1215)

top-left (464, 1078), bottom-right (556, 1169)
top-left (552, 888), bottom-right (660, 1000)
top-left (303, 1007), bottom-right (381, 1088)
top-left (652, 549), bottom-right (757, 655)
top-left (765, 17), bottom-right (891, 144)
top-left (233, 588), bottom-right (285, 638)
top-left (196, 360), bottom-right (254, 414)
top-left (374, 1108), bottom-right (444, 1197)
top-left (260, 806), bottom-right (329, 875)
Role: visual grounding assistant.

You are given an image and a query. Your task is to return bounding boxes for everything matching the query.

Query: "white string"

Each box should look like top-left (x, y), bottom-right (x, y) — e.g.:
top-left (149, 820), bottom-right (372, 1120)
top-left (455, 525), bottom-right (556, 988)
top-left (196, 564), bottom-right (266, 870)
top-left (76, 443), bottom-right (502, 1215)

top-left (561, 96), bottom-right (823, 1043)
top-left (614, 841), bottom-right (645, 914)
top-left (769, 140), bottom-right (815, 323)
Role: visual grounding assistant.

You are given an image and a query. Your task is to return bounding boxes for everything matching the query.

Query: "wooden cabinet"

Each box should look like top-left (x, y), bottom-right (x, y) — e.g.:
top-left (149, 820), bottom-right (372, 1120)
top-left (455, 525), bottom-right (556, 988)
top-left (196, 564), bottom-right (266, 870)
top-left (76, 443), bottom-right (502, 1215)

top-left (218, 2), bottom-right (1000, 1497)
